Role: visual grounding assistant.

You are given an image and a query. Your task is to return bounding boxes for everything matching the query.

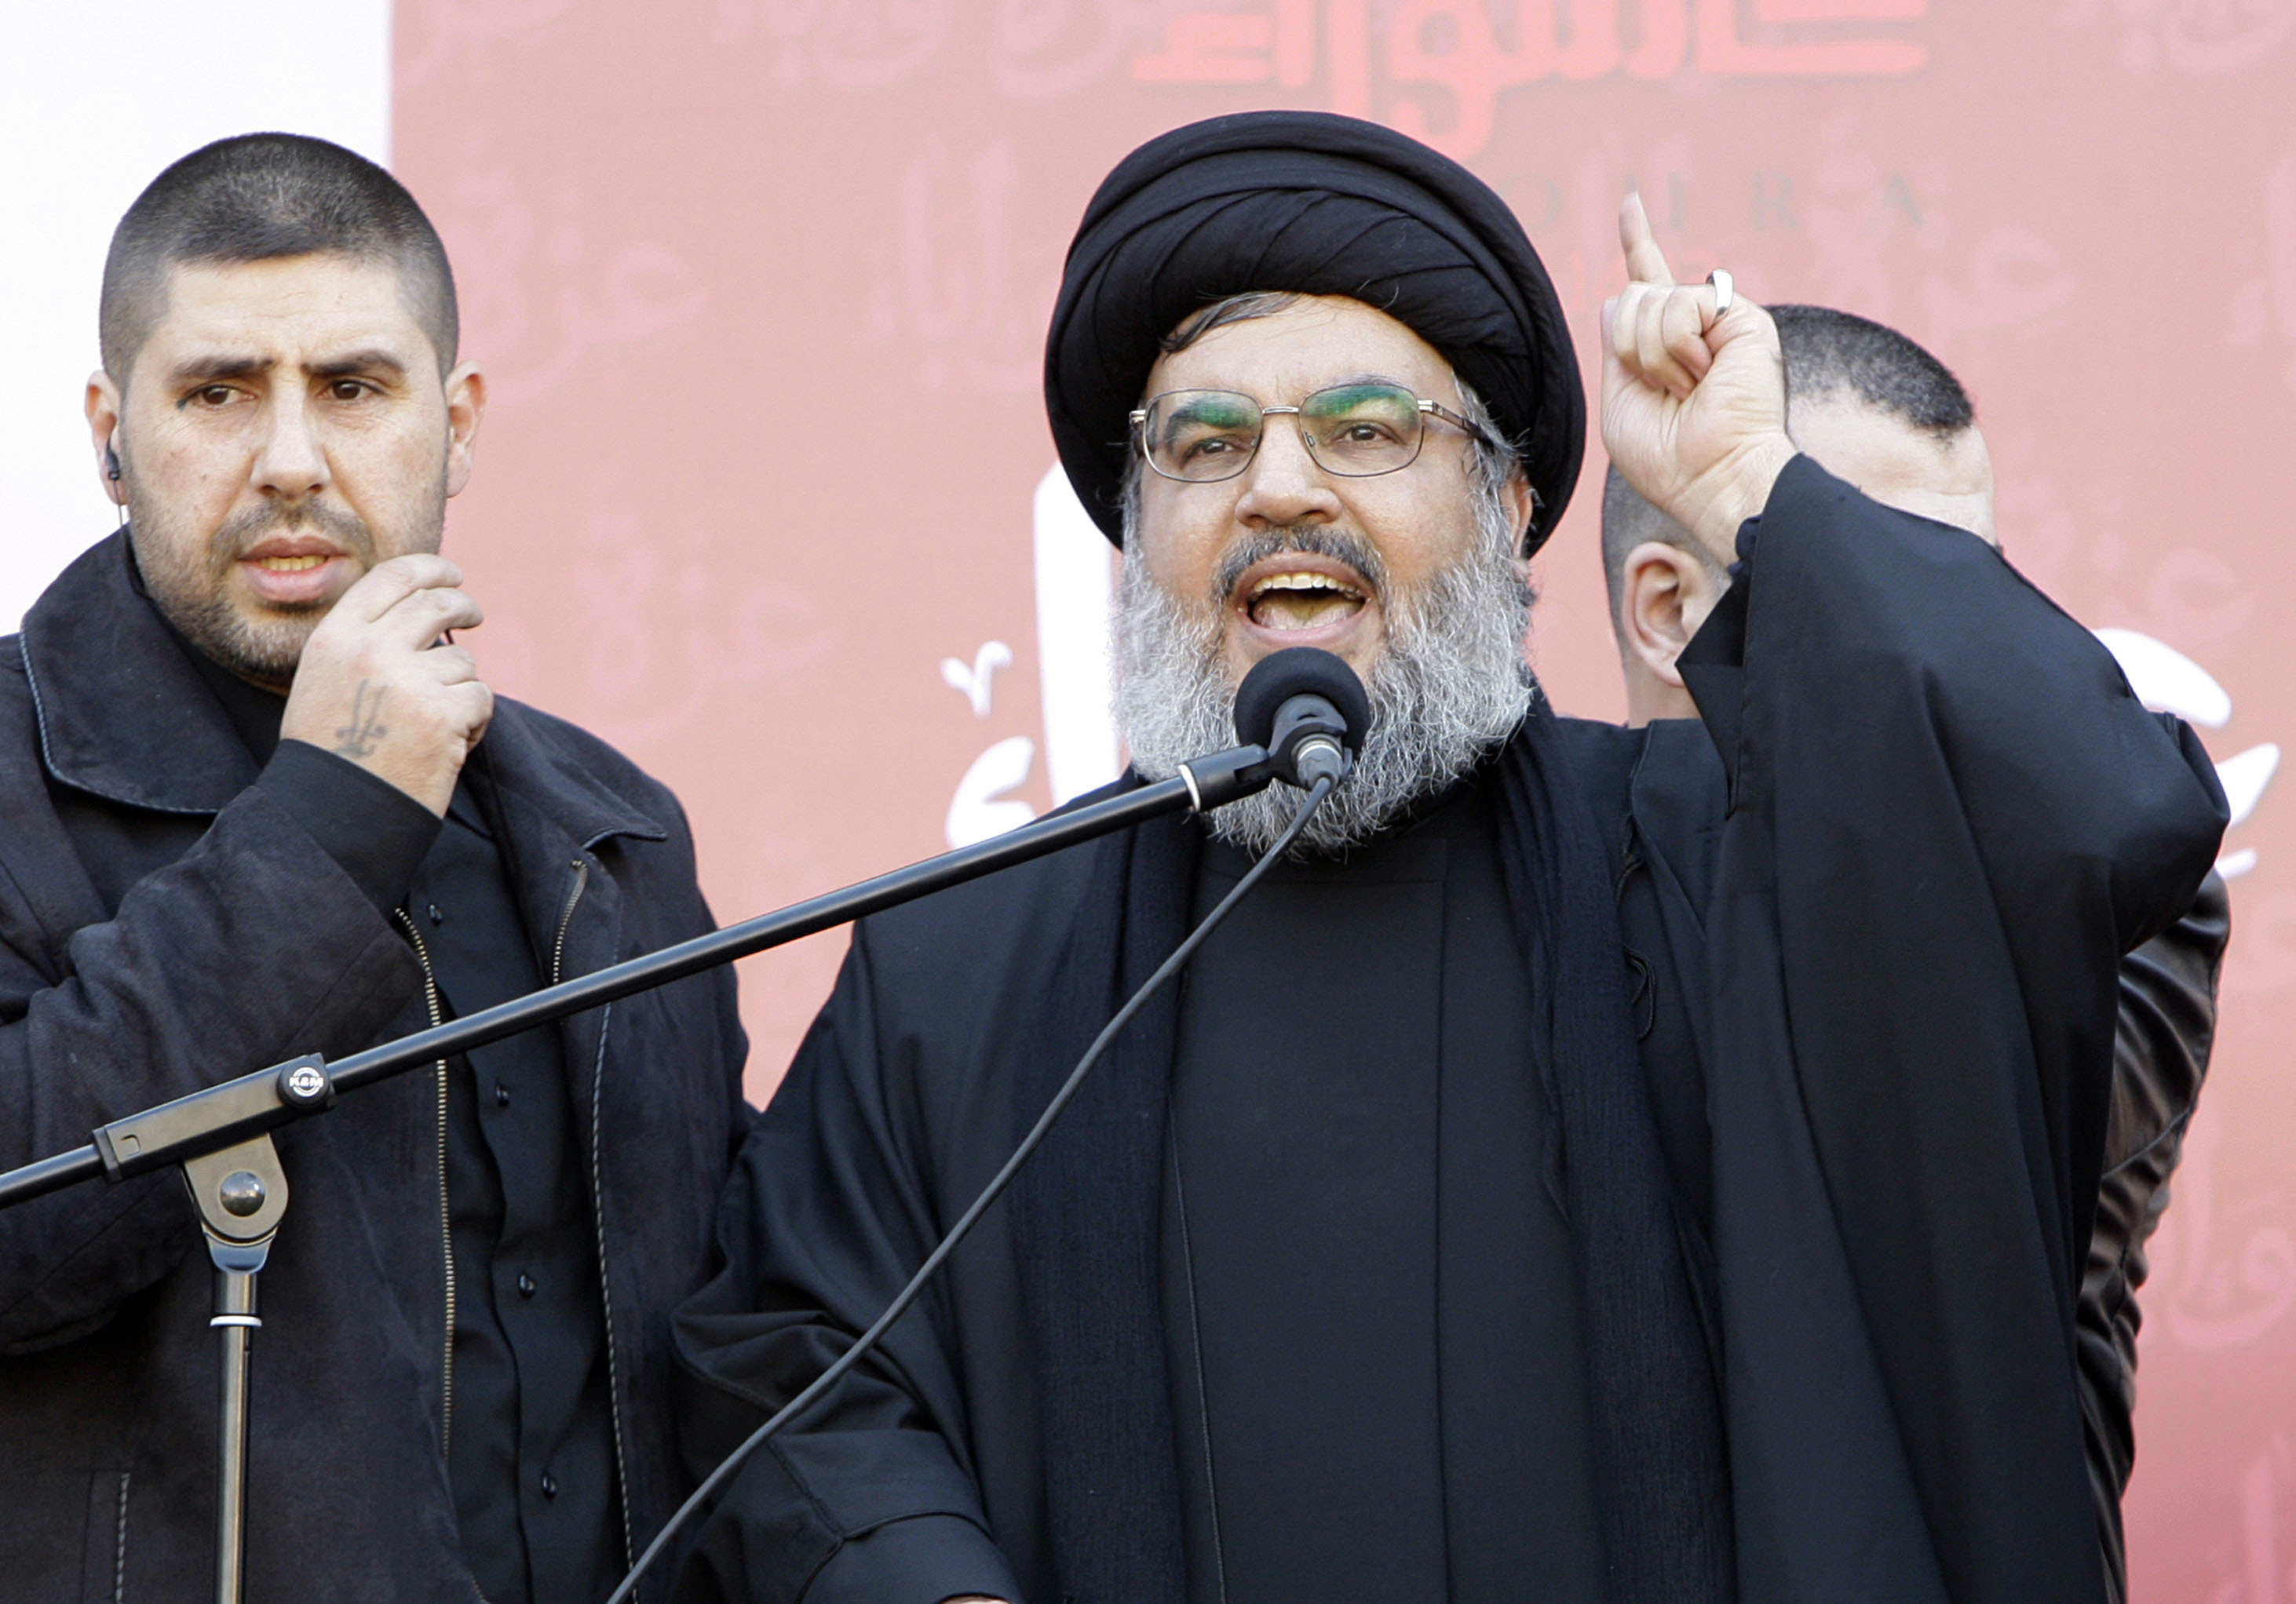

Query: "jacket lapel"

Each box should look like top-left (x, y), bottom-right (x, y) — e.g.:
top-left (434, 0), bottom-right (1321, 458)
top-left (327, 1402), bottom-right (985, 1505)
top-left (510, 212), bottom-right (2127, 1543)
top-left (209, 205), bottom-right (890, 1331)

top-left (464, 720), bottom-right (665, 1161)
top-left (18, 533), bottom-right (257, 814)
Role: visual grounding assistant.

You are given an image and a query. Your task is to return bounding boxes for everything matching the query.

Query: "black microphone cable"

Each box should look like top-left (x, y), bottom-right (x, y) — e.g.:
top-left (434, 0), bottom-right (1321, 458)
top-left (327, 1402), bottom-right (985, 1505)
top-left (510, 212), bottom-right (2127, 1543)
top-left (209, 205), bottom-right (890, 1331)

top-left (604, 771), bottom-right (1338, 1604)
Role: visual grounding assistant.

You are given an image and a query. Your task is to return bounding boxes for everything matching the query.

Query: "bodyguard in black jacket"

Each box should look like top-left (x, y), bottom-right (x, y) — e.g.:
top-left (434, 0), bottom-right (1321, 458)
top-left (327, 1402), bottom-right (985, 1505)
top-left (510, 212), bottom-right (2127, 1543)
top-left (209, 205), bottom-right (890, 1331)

top-left (0, 136), bottom-right (747, 1601)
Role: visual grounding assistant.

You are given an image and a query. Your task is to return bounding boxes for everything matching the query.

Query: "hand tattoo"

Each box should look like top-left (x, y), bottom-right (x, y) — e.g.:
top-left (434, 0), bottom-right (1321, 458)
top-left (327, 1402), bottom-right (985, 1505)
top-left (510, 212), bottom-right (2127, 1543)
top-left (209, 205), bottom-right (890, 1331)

top-left (331, 680), bottom-right (391, 760)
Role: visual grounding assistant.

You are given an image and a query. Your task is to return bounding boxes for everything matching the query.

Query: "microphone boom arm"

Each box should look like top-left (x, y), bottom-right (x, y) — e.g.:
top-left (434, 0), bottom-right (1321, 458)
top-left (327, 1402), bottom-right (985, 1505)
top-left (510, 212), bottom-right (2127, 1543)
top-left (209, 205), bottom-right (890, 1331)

top-left (0, 741), bottom-right (1279, 1212)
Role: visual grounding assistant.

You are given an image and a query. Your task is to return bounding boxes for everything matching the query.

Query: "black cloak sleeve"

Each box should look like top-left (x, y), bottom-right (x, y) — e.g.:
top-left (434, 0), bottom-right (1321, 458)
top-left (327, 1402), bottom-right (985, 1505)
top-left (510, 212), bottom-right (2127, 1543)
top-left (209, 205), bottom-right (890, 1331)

top-left (1676, 455), bottom-right (2228, 1604)
top-left (668, 804), bottom-right (1199, 1604)
top-left (668, 921), bottom-right (1028, 1604)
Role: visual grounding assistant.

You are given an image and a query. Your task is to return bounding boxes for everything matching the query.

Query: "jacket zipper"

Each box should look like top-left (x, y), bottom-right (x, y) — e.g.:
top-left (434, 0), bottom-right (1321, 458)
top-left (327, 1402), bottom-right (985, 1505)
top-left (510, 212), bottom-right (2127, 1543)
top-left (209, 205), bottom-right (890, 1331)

top-left (553, 859), bottom-right (637, 1577)
top-left (550, 859), bottom-right (589, 988)
top-left (392, 907), bottom-right (458, 1454)
top-left (109, 1471), bottom-right (130, 1604)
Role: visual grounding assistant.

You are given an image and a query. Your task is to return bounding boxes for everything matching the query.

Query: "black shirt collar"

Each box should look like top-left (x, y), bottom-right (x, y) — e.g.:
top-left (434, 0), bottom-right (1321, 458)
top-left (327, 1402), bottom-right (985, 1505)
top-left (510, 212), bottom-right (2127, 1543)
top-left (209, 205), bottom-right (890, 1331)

top-left (166, 618), bottom-right (288, 767)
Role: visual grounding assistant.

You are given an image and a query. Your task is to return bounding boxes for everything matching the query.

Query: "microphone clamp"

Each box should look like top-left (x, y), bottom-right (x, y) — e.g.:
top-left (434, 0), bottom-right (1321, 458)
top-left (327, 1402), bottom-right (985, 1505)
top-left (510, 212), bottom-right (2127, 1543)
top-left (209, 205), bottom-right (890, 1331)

top-left (1261, 691), bottom-right (1355, 788)
top-left (1288, 731), bottom-right (1349, 788)
top-left (1174, 719), bottom-right (1352, 816)
top-left (1177, 744), bottom-right (1275, 811)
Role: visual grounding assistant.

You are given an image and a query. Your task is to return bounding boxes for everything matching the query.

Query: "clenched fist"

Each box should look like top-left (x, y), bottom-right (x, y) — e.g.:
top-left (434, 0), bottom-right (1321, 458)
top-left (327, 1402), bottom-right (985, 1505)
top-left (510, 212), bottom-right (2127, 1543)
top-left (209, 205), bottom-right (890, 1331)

top-left (280, 553), bottom-right (494, 816)
top-left (1600, 191), bottom-right (1799, 567)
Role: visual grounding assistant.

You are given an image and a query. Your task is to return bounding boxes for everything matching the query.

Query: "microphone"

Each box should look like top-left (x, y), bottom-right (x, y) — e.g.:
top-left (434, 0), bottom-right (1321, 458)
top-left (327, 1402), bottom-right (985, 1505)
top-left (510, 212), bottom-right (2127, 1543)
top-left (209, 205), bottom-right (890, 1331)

top-left (1231, 647), bottom-right (1368, 789)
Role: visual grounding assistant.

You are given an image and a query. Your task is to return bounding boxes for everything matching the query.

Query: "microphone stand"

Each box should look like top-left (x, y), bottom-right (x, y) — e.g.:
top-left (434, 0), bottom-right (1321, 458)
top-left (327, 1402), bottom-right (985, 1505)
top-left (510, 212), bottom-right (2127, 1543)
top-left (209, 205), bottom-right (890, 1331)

top-left (0, 741), bottom-right (1280, 1604)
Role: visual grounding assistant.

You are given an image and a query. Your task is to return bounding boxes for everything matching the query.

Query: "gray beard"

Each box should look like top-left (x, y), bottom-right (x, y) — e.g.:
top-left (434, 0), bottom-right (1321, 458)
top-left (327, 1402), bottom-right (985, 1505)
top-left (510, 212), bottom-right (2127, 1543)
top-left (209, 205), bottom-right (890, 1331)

top-left (1114, 523), bottom-right (1535, 858)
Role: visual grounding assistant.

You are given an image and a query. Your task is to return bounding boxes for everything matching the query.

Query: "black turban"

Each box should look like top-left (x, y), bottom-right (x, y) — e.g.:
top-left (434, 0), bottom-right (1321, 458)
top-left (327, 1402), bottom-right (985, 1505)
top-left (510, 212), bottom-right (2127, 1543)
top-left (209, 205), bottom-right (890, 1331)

top-left (1046, 110), bottom-right (1584, 554)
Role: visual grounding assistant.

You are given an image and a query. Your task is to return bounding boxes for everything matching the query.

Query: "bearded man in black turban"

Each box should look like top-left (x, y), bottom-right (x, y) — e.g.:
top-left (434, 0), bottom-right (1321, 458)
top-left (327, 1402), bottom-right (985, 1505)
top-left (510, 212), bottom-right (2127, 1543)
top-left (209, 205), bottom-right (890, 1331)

top-left (672, 113), bottom-right (2226, 1604)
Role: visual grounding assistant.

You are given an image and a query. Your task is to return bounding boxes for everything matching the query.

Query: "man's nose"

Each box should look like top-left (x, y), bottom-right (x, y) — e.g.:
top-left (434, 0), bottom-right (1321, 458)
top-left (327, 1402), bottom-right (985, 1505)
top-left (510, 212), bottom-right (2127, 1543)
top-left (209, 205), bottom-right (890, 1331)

top-left (250, 387), bottom-right (330, 502)
top-left (1232, 414), bottom-right (1341, 529)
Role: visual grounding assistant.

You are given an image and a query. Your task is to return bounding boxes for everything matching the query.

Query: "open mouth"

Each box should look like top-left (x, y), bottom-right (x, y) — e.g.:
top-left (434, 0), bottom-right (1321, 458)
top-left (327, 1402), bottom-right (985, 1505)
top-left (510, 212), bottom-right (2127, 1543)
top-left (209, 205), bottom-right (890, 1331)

top-left (1243, 569), bottom-right (1369, 632)
top-left (233, 534), bottom-right (353, 607)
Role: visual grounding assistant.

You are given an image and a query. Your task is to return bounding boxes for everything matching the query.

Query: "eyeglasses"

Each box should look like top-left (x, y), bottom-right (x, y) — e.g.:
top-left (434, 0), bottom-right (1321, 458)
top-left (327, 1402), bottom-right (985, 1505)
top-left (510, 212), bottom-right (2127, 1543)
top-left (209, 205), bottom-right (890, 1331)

top-left (1130, 381), bottom-right (1507, 483)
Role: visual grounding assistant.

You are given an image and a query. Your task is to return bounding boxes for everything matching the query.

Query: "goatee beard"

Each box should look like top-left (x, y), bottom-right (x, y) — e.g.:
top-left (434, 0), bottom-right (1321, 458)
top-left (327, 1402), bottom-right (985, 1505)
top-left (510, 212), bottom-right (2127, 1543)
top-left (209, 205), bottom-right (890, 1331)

top-left (1114, 521), bottom-right (1535, 857)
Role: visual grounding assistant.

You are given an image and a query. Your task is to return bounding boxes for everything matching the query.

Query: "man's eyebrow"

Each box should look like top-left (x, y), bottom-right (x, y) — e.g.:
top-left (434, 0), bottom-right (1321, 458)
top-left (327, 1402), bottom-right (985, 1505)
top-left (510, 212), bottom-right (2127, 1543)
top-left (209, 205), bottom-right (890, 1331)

top-left (166, 353), bottom-right (272, 386)
top-left (308, 349), bottom-right (409, 381)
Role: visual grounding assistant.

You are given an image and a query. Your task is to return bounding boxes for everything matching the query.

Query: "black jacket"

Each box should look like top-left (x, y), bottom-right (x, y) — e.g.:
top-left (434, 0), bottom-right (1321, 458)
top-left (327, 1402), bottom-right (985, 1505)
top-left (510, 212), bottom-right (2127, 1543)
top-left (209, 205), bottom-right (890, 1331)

top-left (0, 535), bottom-right (750, 1601)
top-left (2081, 872), bottom-right (2227, 1604)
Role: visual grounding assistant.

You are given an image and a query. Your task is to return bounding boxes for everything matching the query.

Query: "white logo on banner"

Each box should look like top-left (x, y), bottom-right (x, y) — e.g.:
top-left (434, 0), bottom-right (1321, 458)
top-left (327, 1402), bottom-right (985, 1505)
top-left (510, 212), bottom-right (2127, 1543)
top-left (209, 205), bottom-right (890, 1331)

top-left (940, 640), bottom-right (1013, 720)
top-left (942, 468), bottom-right (1122, 848)
top-left (2094, 628), bottom-right (2279, 878)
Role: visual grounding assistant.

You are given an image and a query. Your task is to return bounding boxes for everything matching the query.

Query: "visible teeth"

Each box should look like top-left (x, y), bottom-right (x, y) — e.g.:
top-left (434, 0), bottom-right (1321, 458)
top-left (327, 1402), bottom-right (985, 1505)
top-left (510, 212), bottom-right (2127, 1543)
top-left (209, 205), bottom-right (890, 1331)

top-left (1245, 565), bottom-right (1368, 633)
top-left (255, 555), bottom-right (327, 572)
top-left (1249, 571), bottom-right (1362, 600)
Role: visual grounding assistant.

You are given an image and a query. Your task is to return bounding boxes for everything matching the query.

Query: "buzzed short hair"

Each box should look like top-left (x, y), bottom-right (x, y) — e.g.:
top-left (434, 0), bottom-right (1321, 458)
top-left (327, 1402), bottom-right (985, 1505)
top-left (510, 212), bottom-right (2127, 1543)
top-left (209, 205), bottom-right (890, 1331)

top-left (1601, 463), bottom-right (1725, 620)
top-left (1770, 303), bottom-right (1972, 439)
top-left (100, 133), bottom-right (458, 385)
top-left (1600, 304), bottom-right (1971, 613)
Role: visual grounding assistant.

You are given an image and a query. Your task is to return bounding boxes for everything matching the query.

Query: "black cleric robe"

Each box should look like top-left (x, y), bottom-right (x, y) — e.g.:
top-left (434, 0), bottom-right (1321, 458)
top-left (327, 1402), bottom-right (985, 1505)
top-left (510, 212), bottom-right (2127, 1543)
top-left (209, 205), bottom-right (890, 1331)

top-left (669, 458), bottom-right (2227, 1604)
top-left (1159, 779), bottom-right (1606, 1604)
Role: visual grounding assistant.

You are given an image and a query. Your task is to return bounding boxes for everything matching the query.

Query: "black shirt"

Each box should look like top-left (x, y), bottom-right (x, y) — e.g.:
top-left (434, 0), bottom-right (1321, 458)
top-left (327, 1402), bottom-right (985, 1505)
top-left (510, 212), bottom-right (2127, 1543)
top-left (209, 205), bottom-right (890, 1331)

top-left (177, 641), bottom-right (623, 1603)
top-left (1163, 777), bottom-right (1605, 1604)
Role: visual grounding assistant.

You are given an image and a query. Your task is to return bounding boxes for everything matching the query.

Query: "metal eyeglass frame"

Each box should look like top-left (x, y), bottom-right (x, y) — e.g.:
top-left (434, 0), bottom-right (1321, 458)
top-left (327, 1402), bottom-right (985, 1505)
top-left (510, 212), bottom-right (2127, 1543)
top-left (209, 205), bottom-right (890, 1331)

top-left (1129, 384), bottom-right (1511, 483)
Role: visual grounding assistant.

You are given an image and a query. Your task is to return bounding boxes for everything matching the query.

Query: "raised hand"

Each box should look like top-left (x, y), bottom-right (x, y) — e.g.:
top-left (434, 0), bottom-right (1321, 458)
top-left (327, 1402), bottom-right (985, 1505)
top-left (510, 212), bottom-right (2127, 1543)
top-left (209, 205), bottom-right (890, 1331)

top-left (279, 553), bottom-right (494, 816)
top-left (1600, 191), bottom-right (1798, 566)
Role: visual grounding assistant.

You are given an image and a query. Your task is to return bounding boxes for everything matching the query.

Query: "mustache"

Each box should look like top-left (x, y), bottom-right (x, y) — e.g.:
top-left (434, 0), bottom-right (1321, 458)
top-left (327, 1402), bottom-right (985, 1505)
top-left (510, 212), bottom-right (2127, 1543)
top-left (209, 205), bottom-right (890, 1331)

top-left (206, 500), bottom-right (376, 569)
top-left (1210, 524), bottom-right (1389, 610)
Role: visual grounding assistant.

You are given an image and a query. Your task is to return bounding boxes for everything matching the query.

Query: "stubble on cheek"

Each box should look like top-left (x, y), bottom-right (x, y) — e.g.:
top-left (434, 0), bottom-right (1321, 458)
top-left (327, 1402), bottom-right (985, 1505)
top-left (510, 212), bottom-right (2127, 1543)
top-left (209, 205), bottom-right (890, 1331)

top-left (126, 497), bottom-right (393, 687)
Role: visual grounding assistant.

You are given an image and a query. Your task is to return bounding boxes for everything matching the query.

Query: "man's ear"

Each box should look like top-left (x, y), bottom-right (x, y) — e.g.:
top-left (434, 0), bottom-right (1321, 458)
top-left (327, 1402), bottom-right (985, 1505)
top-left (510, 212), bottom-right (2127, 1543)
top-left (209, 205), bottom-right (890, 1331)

top-left (1618, 540), bottom-right (1719, 688)
top-left (86, 372), bottom-right (126, 508)
top-left (444, 361), bottom-right (486, 498)
top-left (1505, 468), bottom-right (1537, 557)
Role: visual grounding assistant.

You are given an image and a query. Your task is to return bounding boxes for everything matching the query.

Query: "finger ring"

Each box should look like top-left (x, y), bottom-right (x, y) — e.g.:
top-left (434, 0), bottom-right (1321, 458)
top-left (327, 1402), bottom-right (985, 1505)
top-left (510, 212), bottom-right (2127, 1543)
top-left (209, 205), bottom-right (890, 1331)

top-left (1707, 268), bottom-right (1734, 316)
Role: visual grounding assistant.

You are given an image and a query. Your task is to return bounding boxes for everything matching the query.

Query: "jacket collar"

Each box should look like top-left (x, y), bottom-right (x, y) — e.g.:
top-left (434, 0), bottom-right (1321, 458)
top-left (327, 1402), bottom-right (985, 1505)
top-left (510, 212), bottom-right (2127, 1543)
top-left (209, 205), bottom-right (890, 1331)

top-left (19, 533), bottom-right (257, 814)
top-left (19, 530), bottom-right (666, 849)
top-left (471, 706), bottom-right (666, 859)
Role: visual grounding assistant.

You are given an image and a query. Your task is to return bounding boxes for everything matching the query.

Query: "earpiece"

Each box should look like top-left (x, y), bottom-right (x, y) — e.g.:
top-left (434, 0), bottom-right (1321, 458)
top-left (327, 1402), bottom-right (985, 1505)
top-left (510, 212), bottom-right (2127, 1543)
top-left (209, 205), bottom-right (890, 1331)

top-left (106, 437), bottom-right (126, 530)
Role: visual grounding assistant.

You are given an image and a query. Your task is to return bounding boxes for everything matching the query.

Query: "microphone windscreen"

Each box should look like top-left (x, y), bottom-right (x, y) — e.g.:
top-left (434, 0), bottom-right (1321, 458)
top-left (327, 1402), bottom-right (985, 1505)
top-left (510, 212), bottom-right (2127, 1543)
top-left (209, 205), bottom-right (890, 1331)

top-left (1232, 647), bottom-right (1370, 753)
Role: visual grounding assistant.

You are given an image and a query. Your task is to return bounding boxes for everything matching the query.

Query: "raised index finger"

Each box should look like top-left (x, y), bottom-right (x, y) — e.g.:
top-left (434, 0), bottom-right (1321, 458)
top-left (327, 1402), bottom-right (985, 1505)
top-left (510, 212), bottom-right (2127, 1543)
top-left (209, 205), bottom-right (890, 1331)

top-left (1618, 190), bottom-right (1676, 288)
